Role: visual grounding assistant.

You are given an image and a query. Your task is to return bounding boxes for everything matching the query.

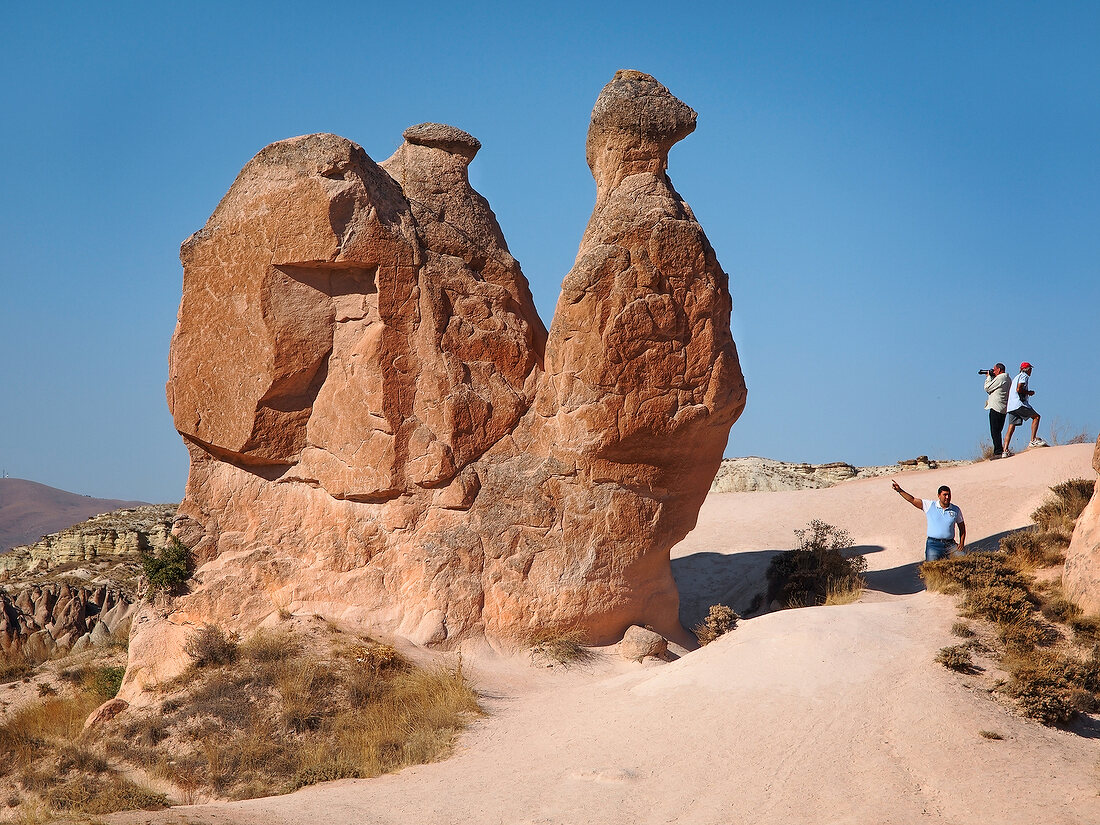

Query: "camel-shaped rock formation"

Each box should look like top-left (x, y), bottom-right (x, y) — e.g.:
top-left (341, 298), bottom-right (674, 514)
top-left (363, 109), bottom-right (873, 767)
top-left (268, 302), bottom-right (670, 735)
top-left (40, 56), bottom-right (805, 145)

top-left (125, 71), bottom-right (746, 695)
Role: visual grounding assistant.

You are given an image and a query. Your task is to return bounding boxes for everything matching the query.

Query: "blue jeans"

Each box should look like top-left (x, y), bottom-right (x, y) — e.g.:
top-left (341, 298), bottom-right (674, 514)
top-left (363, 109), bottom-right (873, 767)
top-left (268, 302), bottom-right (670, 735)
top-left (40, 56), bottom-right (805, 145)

top-left (925, 537), bottom-right (955, 561)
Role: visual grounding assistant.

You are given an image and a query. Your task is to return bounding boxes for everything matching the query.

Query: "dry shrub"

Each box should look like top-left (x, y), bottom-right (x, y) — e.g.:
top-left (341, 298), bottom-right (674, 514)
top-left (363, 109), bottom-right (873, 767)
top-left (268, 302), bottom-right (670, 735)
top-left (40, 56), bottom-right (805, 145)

top-left (998, 616), bottom-right (1058, 652)
top-left (1031, 478), bottom-right (1094, 534)
top-left (694, 604), bottom-right (739, 645)
top-left (1001, 648), bottom-right (1100, 725)
top-left (134, 633), bottom-right (482, 801)
top-left (951, 622), bottom-right (976, 639)
top-left (766, 520), bottom-right (866, 608)
top-left (185, 625), bottom-right (239, 668)
top-left (825, 577), bottom-right (865, 605)
top-left (1000, 528), bottom-right (1067, 569)
top-left (936, 645), bottom-right (976, 673)
top-left (527, 629), bottom-right (595, 666)
top-left (1068, 615), bottom-right (1100, 644)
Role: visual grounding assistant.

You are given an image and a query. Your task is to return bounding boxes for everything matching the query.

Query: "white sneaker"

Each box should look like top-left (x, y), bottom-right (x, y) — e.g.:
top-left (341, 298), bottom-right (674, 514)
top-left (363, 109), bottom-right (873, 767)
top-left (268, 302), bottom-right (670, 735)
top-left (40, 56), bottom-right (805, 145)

top-left (1003, 448), bottom-right (1013, 457)
top-left (1029, 438), bottom-right (1049, 448)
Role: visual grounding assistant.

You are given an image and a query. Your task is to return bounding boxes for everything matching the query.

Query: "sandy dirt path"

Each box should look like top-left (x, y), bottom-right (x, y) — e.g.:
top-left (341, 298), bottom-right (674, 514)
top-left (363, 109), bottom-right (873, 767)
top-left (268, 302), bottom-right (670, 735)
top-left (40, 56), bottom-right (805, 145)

top-left (114, 444), bottom-right (1100, 825)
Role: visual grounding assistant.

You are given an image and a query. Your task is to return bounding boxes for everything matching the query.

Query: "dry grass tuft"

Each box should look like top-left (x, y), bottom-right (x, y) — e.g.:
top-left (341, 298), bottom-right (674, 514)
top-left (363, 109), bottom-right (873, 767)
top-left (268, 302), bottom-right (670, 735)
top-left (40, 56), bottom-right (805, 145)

top-left (978, 729), bottom-right (1004, 740)
top-left (936, 645), bottom-right (977, 673)
top-left (527, 629), bottom-right (596, 667)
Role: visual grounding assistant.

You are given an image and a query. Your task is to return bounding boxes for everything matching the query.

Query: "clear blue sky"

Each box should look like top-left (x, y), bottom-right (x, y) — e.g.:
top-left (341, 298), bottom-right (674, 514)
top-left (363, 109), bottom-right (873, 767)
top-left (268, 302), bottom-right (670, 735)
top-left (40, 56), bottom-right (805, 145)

top-left (1, 2), bottom-right (1097, 503)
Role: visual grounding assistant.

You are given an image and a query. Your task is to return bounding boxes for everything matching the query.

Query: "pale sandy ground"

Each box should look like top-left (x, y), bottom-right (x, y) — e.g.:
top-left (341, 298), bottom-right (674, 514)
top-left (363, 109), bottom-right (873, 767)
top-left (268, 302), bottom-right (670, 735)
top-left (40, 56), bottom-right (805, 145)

top-left (115, 444), bottom-right (1100, 825)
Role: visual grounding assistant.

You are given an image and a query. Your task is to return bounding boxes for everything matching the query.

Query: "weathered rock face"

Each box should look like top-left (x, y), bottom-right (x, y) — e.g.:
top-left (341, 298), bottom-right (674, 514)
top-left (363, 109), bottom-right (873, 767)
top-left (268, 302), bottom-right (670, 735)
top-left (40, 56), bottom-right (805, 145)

top-left (144, 70), bottom-right (745, 689)
top-left (1063, 436), bottom-right (1100, 613)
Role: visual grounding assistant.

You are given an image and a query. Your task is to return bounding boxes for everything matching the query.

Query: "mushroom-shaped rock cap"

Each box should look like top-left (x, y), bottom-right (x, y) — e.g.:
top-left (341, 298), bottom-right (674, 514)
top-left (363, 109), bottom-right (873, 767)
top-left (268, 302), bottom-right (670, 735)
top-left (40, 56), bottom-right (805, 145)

top-left (402, 122), bottom-right (481, 163)
top-left (586, 70), bottom-right (697, 175)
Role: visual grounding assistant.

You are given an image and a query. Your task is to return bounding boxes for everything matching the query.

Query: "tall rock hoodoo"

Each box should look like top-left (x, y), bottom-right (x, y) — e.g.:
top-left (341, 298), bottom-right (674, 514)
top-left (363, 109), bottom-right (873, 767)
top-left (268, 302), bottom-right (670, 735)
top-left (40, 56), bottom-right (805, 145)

top-left (132, 71), bottom-right (746, 692)
top-left (1063, 436), bottom-right (1100, 613)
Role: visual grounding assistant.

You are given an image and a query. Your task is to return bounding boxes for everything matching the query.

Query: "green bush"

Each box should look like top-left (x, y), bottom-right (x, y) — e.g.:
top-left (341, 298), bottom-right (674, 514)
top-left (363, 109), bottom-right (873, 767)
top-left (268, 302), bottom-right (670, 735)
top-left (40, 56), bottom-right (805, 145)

top-left (139, 536), bottom-right (191, 593)
top-left (766, 520), bottom-right (866, 609)
top-left (88, 666), bottom-right (126, 700)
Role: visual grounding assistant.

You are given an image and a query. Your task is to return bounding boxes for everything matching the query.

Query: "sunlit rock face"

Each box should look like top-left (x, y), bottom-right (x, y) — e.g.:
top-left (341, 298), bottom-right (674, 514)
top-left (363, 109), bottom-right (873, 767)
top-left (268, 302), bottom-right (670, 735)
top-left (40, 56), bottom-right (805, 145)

top-left (1064, 437), bottom-right (1100, 613)
top-left (132, 70), bottom-right (746, 694)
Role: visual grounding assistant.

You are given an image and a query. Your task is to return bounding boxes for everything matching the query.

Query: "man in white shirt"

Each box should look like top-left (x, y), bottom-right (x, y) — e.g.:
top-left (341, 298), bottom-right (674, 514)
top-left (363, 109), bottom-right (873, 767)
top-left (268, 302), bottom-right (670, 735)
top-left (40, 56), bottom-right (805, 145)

top-left (982, 363), bottom-right (1010, 459)
top-left (1003, 361), bottom-right (1047, 456)
top-left (891, 481), bottom-right (966, 561)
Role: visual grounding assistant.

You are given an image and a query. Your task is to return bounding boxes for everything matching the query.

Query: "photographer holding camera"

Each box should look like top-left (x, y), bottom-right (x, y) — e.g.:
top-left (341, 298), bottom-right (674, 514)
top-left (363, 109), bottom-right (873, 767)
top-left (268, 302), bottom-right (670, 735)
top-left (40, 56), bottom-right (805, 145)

top-left (979, 363), bottom-right (1010, 459)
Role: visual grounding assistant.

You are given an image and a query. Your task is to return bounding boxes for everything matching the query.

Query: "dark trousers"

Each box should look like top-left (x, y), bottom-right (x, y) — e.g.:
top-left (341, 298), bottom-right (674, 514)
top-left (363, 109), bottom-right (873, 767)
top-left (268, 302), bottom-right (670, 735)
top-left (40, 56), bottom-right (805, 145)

top-left (989, 409), bottom-right (1007, 455)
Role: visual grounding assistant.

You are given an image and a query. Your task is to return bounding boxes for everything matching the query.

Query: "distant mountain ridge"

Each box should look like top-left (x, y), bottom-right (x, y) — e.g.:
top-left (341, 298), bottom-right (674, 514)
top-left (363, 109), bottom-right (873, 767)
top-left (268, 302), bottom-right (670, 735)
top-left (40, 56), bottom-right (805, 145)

top-left (0, 478), bottom-right (148, 552)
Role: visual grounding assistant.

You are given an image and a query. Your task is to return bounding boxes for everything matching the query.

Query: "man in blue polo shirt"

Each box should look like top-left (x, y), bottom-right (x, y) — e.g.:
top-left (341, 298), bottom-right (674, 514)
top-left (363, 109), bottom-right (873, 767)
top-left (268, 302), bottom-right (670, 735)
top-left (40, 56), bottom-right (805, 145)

top-left (891, 481), bottom-right (966, 561)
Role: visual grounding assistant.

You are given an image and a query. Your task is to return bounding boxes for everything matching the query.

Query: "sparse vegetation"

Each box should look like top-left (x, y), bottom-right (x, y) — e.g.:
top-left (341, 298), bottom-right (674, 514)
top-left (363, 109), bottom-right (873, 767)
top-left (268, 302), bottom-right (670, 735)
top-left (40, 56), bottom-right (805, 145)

top-left (139, 535), bottom-right (192, 594)
top-left (920, 478), bottom-right (1100, 726)
top-left (978, 729), bottom-right (1004, 740)
top-left (184, 625), bottom-right (240, 668)
top-left (527, 628), bottom-right (596, 667)
top-left (694, 604), bottom-right (739, 645)
top-left (102, 629), bottom-right (482, 799)
top-left (952, 621), bottom-right (976, 639)
top-left (766, 520), bottom-right (866, 609)
top-left (0, 622), bottom-right (481, 814)
top-left (936, 644), bottom-right (976, 673)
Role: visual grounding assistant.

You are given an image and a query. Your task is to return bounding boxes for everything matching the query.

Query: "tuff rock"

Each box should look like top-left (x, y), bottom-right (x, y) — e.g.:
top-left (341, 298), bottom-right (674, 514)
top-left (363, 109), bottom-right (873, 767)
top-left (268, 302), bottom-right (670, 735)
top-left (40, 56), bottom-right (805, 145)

top-left (1063, 436), bottom-right (1100, 613)
top-left (619, 625), bottom-right (669, 661)
top-left (135, 70), bottom-right (746, 695)
top-left (0, 583), bottom-right (134, 662)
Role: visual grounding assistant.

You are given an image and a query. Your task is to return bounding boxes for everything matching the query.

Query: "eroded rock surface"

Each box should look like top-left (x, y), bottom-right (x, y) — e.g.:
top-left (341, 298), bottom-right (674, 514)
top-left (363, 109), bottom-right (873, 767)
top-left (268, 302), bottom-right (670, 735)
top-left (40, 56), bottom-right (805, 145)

top-left (1063, 437), bottom-right (1100, 613)
top-left (139, 71), bottom-right (745, 693)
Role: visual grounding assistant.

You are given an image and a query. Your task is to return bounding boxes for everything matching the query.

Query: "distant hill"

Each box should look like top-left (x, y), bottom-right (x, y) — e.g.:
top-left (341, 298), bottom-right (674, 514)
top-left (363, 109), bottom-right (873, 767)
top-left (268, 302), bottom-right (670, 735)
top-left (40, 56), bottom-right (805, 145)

top-left (0, 478), bottom-right (148, 552)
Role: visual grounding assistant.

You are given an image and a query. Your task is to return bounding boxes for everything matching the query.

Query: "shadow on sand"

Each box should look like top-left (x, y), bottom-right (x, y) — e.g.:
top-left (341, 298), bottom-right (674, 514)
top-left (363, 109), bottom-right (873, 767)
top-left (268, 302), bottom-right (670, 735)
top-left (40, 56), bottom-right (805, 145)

top-left (673, 544), bottom-right (888, 627)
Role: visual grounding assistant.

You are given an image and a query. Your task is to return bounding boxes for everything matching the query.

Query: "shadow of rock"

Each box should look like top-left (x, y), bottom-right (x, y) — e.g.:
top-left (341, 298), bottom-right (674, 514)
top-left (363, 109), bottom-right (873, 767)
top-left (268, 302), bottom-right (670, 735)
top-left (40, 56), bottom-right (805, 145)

top-left (966, 529), bottom-right (1017, 554)
top-left (864, 561), bottom-right (925, 596)
top-left (672, 549), bottom-right (780, 629)
top-left (674, 544), bottom-right (887, 627)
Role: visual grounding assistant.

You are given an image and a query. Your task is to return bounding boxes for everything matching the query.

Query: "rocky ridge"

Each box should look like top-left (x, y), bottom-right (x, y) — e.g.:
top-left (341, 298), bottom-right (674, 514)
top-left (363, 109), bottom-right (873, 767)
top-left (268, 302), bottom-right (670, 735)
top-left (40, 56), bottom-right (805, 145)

top-left (710, 456), bottom-right (971, 493)
top-left (0, 504), bottom-right (176, 578)
top-left (0, 505), bottom-right (175, 664)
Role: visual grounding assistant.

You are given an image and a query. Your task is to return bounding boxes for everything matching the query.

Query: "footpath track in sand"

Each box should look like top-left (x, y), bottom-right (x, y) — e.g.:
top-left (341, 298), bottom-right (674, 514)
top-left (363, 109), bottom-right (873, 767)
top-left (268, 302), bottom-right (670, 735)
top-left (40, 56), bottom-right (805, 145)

top-left (114, 445), bottom-right (1100, 825)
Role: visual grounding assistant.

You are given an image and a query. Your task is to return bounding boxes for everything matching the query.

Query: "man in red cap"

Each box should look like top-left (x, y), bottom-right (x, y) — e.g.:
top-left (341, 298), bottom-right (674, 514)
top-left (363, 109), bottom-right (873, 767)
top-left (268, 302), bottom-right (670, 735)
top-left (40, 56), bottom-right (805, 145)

top-left (1003, 361), bottom-right (1047, 455)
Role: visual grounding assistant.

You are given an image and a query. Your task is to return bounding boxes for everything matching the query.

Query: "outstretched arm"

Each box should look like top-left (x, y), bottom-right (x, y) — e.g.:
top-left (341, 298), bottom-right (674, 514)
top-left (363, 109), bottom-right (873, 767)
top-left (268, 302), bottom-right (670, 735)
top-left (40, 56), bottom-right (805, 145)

top-left (891, 481), bottom-right (923, 510)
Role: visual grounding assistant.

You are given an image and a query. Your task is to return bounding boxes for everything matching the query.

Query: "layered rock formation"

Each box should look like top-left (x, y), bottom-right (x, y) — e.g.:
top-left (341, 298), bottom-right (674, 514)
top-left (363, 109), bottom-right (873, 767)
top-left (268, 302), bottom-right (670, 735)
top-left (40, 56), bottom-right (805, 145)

top-left (1063, 436), bottom-right (1100, 613)
top-left (0, 504), bottom-right (176, 576)
top-left (138, 70), bottom-right (745, 691)
top-left (710, 456), bottom-right (970, 493)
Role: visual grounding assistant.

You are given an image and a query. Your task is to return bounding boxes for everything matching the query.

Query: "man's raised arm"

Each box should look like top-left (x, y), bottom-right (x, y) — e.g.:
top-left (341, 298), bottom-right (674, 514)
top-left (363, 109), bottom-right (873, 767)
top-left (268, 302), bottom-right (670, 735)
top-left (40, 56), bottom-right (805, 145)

top-left (891, 481), bottom-right (923, 510)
